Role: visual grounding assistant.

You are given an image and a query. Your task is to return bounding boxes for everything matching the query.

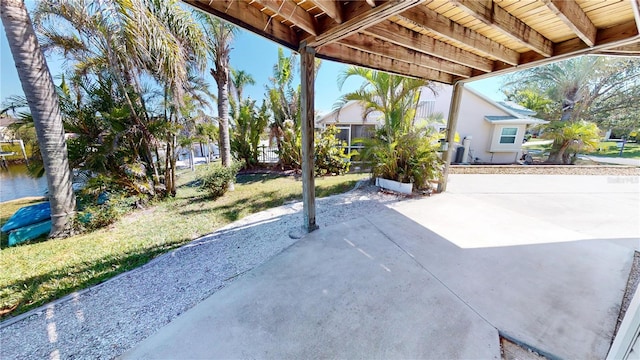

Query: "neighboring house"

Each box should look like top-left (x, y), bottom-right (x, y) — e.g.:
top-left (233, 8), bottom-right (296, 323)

top-left (0, 115), bottom-right (18, 141)
top-left (315, 101), bottom-right (379, 156)
top-left (316, 84), bottom-right (548, 164)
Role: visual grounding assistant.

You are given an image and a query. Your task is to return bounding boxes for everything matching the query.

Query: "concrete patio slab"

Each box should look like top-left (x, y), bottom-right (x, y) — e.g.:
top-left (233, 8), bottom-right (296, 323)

top-left (123, 174), bottom-right (639, 359)
top-left (372, 208), bottom-right (634, 359)
top-left (384, 174), bottom-right (639, 359)
top-left (123, 217), bottom-right (501, 359)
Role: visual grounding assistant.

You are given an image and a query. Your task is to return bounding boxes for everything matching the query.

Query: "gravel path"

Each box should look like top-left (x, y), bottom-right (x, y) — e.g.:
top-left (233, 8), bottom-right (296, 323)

top-left (0, 184), bottom-right (404, 360)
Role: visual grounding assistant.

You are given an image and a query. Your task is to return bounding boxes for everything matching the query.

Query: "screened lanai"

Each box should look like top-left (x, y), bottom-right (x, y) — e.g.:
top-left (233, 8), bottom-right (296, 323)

top-left (182, 0), bottom-right (640, 232)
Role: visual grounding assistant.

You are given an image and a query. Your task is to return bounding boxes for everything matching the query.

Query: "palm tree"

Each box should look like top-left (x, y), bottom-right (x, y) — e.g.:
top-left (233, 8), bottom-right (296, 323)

top-left (230, 69), bottom-right (256, 104)
top-left (36, 0), bottom-right (207, 196)
top-left (504, 86), bottom-right (553, 120)
top-left (264, 49), bottom-right (320, 168)
top-left (199, 14), bottom-right (237, 171)
top-left (542, 120), bottom-right (600, 164)
top-left (336, 67), bottom-right (437, 143)
top-left (266, 49), bottom-right (299, 157)
top-left (337, 67), bottom-right (442, 188)
top-left (1, 0), bottom-right (76, 237)
top-left (517, 57), bottom-right (598, 122)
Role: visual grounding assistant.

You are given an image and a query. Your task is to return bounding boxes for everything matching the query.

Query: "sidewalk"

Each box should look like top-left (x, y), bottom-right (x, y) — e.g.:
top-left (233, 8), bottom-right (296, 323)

top-left (580, 155), bottom-right (640, 166)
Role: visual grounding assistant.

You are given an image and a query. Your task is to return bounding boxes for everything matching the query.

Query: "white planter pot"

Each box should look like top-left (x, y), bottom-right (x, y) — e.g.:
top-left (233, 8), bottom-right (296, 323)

top-left (375, 177), bottom-right (413, 194)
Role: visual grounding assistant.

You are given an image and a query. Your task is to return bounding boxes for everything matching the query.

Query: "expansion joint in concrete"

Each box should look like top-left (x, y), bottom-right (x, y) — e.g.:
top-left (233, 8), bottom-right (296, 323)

top-left (364, 216), bottom-right (498, 331)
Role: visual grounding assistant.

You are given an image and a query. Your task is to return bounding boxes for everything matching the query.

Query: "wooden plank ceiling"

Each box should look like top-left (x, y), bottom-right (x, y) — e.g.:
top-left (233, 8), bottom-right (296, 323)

top-left (183, 0), bottom-right (640, 84)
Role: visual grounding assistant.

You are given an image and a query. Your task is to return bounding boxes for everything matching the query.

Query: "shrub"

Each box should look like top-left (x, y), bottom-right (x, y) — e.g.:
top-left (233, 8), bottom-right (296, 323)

top-left (542, 120), bottom-right (600, 164)
top-left (315, 125), bottom-right (351, 176)
top-left (75, 192), bottom-right (139, 231)
top-left (230, 100), bottom-right (270, 168)
top-left (361, 127), bottom-right (443, 190)
top-left (199, 163), bottom-right (242, 199)
top-left (278, 119), bottom-right (302, 169)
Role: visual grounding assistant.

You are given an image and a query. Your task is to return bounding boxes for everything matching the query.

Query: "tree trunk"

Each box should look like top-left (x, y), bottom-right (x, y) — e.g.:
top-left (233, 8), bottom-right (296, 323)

top-left (560, 87), bottom-right (579, 122)
top-left (164, 140), bottom-right (173, 196)
top-left (546, 141), bottom-right (570, 164)
top-left (212, 67), bottom-right (234, 191)
top-left (189, 147), bottom-right (195, 172)
top-left (2, 0), bottom-right (76, 237)
top-left (206, 141), bottom-right (211, 164)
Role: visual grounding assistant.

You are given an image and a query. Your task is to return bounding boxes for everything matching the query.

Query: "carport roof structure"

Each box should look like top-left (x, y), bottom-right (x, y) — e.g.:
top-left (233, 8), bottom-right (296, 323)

top-left (183, 0), bottom-right (640, 232)
top-left (184, 0), bottom-right (640, 82)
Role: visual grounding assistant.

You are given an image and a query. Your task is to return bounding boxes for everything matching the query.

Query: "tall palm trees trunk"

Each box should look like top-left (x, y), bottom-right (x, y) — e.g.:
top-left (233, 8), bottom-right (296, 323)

top-left (2, 0), bottom-right (76, 237)
top-left (546, 88), bottom-right (580, 164)
top-left (213, 67), bottom-right (232, 168)
top-left (212, 66), bottom-right (234, 191)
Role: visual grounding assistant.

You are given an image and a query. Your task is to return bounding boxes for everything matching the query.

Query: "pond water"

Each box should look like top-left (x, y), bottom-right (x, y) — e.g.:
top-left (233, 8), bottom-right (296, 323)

top-left (0, 164), bottom-right (48, 203)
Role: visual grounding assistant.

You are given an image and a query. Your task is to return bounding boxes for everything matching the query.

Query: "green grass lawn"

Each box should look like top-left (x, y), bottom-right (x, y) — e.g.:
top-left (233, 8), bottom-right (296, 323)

top-left (0, 169), bottom-right (368, 318)
top-left (587, 141), bottom-right (640, 158)
top-left (523, 140), bottom-right (640, 159)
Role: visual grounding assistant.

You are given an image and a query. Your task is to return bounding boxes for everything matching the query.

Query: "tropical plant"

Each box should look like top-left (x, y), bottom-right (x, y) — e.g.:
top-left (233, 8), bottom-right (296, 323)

top-left (1, 0), bottom-right (76, 237)
top-left (200, 13), bottom-right (237, 171)
top-left (75, 190), bottom-right (139, 231)
top-left (195, 120), bottom-right (218, 163)
top-left (542, 120), bottom-right (600, 164)
top-left (35, 0), bottom-right (208, 197)
top-left (503, 57), bottom-right (640, 163)
top-left (265, 49), bottom-right (300, 163)
top-left (503, 86), bottom-right (553, 120)
top-left (265, 48), bottom-right (320, 169)
top-left (336, 67), bottom-right (442, 188)
top-left (336, 67), bottom-right (437, 144)
top-left (230, 99), bottom-right (269, 168)
top-left (230, 69), bottom-right (255, 107)
top-left (278, 119), bottom-right (302, 169)
top-left (360, 127), bottom-right (442, 190)
top-left (314, 125), bottom-right (350, 176)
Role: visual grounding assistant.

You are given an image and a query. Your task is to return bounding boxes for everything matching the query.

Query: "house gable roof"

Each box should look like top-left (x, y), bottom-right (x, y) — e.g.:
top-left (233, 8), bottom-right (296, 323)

top-left (484, 115), bottom-right (549, 125)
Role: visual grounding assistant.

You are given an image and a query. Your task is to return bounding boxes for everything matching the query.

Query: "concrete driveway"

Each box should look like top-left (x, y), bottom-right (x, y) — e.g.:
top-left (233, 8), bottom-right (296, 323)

top-left (124, 174), bottom-right (639, 359)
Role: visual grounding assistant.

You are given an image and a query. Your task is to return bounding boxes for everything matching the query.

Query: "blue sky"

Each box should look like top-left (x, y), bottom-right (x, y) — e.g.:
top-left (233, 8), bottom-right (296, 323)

top-left (1, 16), bottom-right (507, 117)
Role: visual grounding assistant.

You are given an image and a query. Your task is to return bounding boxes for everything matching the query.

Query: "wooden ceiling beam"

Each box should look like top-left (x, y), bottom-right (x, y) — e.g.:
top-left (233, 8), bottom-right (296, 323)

top-left (306, 0), bottom-right (424, 47)
top-left (364, 20), bottom-right (495, 72)
top-left (312, 0), bottom-right (343, 24)
top-left (597, 42), bottom-right (640, 54)
top-left (451, 0), bottom-right (553, 57)
top-left (481, 21), bottom-right (640, 80)
top-left (543, 0), bottom-right (596, 47)
top-left (398, 6), bottom-right (519, 65)
top-left (317, 42), bottom-right (454, 83)
top-left (252, 0), bottom-right (318, 36)
top-left (183, 0), bottom-right (299, 49)
top-left (632, 0), bottom-right (640, 34)
top-left (340, 34), bottom-right (473, 77)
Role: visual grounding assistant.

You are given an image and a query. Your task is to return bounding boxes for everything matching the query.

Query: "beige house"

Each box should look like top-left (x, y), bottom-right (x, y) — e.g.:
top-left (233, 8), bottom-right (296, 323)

top-left (316, 85), bottom-right (547, 164)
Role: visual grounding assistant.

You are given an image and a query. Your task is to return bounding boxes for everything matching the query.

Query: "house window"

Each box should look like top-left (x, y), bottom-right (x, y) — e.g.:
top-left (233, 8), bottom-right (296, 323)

top-left (336, 127), bottom-right (350, 143)
top-left (351, 125), bottom-right (375, 140)
top-left (499, 127), bottom-right (518, 144)
top-left (332, 124), bottom-right (375, 156)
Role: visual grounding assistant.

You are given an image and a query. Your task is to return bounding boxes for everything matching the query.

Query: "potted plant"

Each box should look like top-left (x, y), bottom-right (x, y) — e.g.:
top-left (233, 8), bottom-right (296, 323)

top-left (361, 127), bottom-right (443, 194)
